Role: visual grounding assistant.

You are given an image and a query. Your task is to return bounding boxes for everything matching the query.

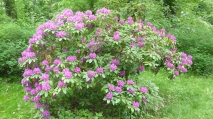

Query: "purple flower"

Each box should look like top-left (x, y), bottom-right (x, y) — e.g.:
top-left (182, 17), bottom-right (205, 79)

top-left (127, 80), bottom-right (134, 85)
top-left (128, 88), bottom-right (136, 94)
top-left (87, 41), bottom-right (94, 47)
top-left (76, 49), bottom-right (81, 53)
top-left (96, 7), bottom-right (111, 14)
top-left (181, 52), bottom-right (187, 58)
top-left (23, 95), bottom-right (30, 101)
top-left (67, 56), bottom-right (77, 62)
top-left (42, 81), bottom-right (50, 91)
top-left (63, 68), bottom-right (72, 79)
top-left (117, 80), bottom-right (124, 87)
top-left (45, 105), bottom-right (50, 110)
top-left (36, 85), bottom-right (42, 93)
top-left (114, 17), bottom-right (118, 21)
top-left (35, 102), bottom-right (42, 109)
top-left (115, 86), bottom-right (122, 93)
top-left (146, 22), bottom-right (152, 26)
top-left (33, 68), bottom-right (41, 74)
top-left (25, 86), bottom-right (32, 92)
top-left (89, 53), bottom-right (97, 59)
top-left (30, 89), bottom-right (36, 95)
top-left (55, 31), bottom-right (66, 38)
top-left (120, 71), bottom-right (125, 77)
top-left (140, 87), bottom-right (148, 93)
top-left (23, 69), bottom-right (33, 77)
top-left (41, 73), bottom-right (49, 81)
top-left (42, 60), bottom-right (49, 66)
top-left (56, 14), bottom-right (64, 20)
top-left (110, 59), bottom-right (120, 65)
top-left (177, 65), bottom-right (183, 70)
top-left (127, 17), bottom-right (134, 25)
top-left (74, 67), bottom-right (81, 73)
top-left (119, 19), bottom-right (125, 24)
top-left (85, 10), bottom-right (92, 15)
top-left (138, 66), bottom-right (145, 71)
top-left (182, 59), bottom-right (187, 65)
top-left (188, 55), bottom-right (192, 59)
top-left (113, 32), bottom-right (120, 41)
top-left (26, 52), bottom-right (36, 58)
top-left (54, 59), bottom-right (62, 65)
top-left (75, 23), bottom-right (84, 30)
top-left (132, 101), bottom-right (139, 108)
top-left (33, 95), bottom-right (41, 103)
top-left (87, 71), bottom-right (95, 78)
top-left (166, 62), bottom-right (175, 69)
top-left (89, 15), bottom-right (97, 20)
top-left (62, 9), bottom-right (73, 16)
top-left (130, 42), bottom-right (136, 47)
top-left (45, 66), bottom-right (52, 72)
top-left (96, 67), bottom-right (104, 74)
top-left (174, 71), bottom-right (179, 76)
top-left (142, 98), bottom-right (147, 103)
top-left (187, 59), bottom-right (193, 65)
top-left (42, 110), bottom-right (50, 118)
top-left (21, 79), bottom-right (28, 85)
top-left (53, 67), bottom-right (60, 73)
top-left (109, 64), bottom-right (117, 71)
top-left (58, 81), bottom-right (66, 88)
top-left (138, 42), bottom-right (145, 47)
top-left (106, 92), bottom-right (113, 100)
top-left (81, 56), bottom-right (87, 62)
top-left (181, 68), bottom-right (187, 73)
top-left (108, 84), bottom-right (115, 91)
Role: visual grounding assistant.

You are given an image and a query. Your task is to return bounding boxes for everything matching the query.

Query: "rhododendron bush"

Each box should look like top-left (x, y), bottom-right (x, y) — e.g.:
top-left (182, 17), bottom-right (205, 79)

top-left (18, 8), bottom-right (192, 118)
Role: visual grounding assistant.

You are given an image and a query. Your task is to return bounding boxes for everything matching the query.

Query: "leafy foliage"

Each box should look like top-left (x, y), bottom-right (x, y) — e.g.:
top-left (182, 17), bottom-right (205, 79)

top-left (0, 22), bottom-right (33, 76)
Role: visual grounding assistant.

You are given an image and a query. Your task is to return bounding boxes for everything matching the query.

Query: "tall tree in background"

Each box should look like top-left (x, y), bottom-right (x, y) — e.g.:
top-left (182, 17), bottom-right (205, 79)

top-left (3, 0), bottom-right (17, 19)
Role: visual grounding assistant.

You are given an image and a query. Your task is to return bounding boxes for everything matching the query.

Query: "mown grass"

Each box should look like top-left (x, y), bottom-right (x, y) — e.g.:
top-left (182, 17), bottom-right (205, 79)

top-left (141, 70), bottom-right (213, 119)
top-left (0, 81), bottom-right (35, 119)
top-left (0, 71), bottom-right (213, 119)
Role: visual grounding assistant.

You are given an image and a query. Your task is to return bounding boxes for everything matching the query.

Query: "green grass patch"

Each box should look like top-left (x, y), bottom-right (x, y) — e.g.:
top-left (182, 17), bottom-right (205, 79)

top-left (141, 70), bottom-right (213, 119)
top-left (0, 82), bottom-right (35, 119)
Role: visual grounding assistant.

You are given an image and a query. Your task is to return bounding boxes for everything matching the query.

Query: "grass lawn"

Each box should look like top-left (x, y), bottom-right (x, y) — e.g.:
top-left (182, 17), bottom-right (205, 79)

top-left (141, 70), bottom-right (213, 119)
top-left (0, 81), bottom-right (35, 119)
top-left (0, 71), bottom-right (213, 119)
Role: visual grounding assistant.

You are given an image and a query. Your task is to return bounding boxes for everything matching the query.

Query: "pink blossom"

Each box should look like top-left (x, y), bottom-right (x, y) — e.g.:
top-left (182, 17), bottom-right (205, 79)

top-left (42, 81), bottom-right (50, 91)
top-left (109, 64), bottom-right (117, 71)
top-left (108, 84), bottom-right (115, 91)
top-left (96, 67), bottom-right (104, 74)
top-left (89, 53), bottom-right (97, 59)
top-left (42, 110), bottom-right (50, 118)
top-left (132, 101), bottom-right (139, 108)
top-left (115, 86), bottom-right (122, 93)
top-left (117, 80), bottom-right (124, 87)
top-left (87, 71), bottom-right (95, 78)
top-left (127, 80), bottom-right (134, 85)
top-left (74, 67), bottom-right (81, 73)
top-left (67, 56), bottom-right (77, 62)
top-left (120, 71), bottom-right (125, 77)
top-left (41, 73), bottom-right (49, 81)
top-left (24, 95), bottom-right (30, 101)
top-left (140, 87), bottom-right (148, 93)
top-left (75, 23), bottom-right (84, 30)
top-left (58, 81), bottom-right (66, 88)
top-left (106, 92), bottom-right (113, 100)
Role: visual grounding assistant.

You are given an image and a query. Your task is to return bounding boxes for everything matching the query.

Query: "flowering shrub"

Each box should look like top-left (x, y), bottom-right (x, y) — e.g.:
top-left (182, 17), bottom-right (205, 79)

top-left (18, 8), bottom-right (192, 118)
